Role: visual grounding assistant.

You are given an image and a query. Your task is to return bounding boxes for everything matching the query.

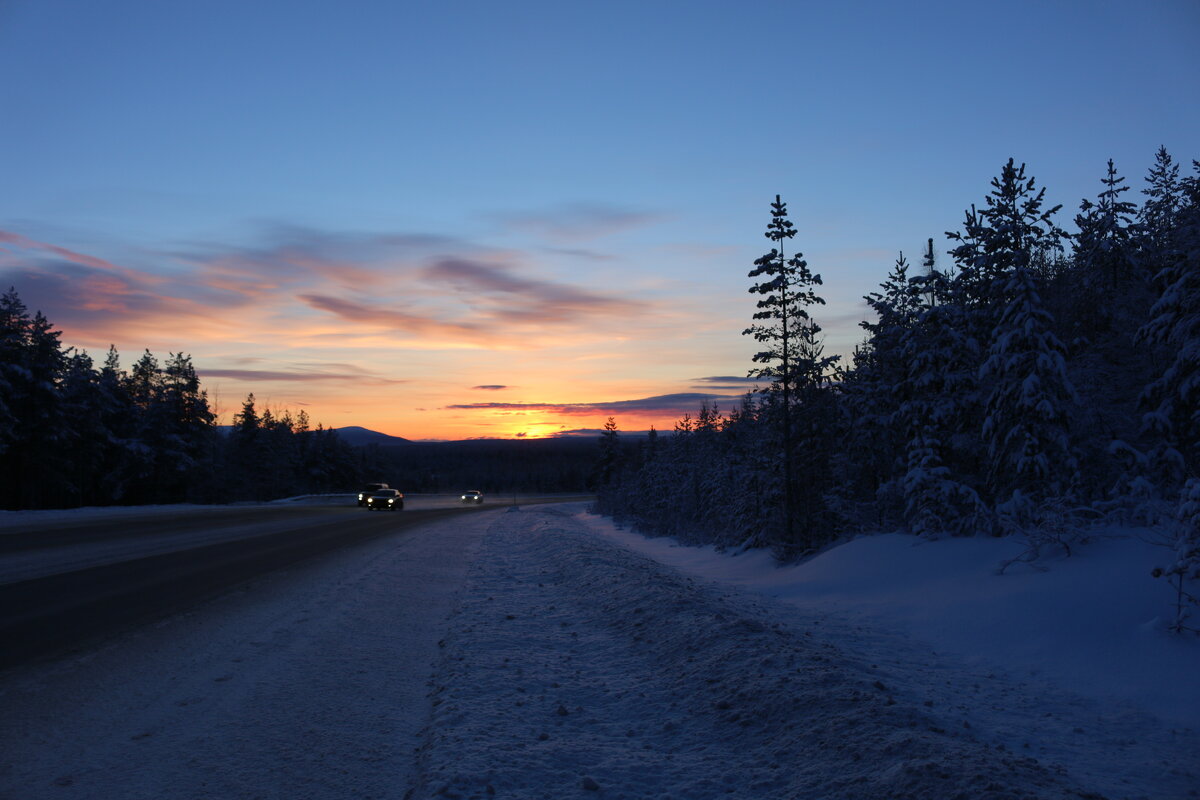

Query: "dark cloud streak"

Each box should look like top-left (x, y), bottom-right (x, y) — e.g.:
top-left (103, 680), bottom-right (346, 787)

top-left (445, 392), bottom-right (744, 416)
top-left (201, 368), bottom-right (408, 385)
top-left (494, 203), bottom-right (665, 242)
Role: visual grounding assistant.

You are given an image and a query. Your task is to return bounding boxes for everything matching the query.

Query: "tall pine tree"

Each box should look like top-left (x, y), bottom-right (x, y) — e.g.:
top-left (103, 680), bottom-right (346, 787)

top-left (743, 195), bottom-right (836, 551)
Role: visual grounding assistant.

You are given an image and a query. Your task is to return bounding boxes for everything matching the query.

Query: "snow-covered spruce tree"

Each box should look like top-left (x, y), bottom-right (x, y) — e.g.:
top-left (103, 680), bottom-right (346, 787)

top-left (791, 314), bottom-right (841, 548)
top-left (1138, 146), bottom-right (1184, 278)
top-left (1137, 161), bottom-right (1200, 490)
top-left (1072, 160), bottom-right (1139, 329)
top-left (100, 346), bottom-right (156, 504)
top-left (837, 253), bottom-right (923, 527)
top-left (58, 349), bottom-right (108, 506)
top-left (896, 259), bottom-right (988, 536)
top-left (947, 159), bottom-right (1066, 319)
top-left (0, 289), bottom-right (29, 467)
top-left (947, 161), bottom-right (1074, 526)
top-left (158, 352), bottom-right (218, 502)
top-left (901, 432), bottom-right (986, 538)
top-left (1059, 160), bottom-right (1162, 507)
top-left (979, 259), bottom-right (1080, 539)
top-left (591, 417), bottom-right (621, 514)
top-left (720, 393), bottom-right (776, 547)
top-left (743, 195), bottom-right (838, 552)
top-left (0, 290), bottom-right (68, 509)
top-left (690, 401), bottom-right (738, 543)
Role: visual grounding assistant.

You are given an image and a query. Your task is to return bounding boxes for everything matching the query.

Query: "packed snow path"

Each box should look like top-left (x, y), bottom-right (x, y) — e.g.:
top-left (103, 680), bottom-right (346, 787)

top-left (3, 504), bottom-right (1195, 798)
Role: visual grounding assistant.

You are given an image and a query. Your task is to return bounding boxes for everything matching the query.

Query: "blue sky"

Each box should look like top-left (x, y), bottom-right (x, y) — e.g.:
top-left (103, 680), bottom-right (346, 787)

top-left (1, 0), bottom-right (1196, 438)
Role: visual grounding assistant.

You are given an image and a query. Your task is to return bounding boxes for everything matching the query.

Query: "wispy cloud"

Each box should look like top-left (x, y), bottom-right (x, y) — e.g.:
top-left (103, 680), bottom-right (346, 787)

top-left (473, 385), bottom-right (508, 390)
top-left (0, 231), bottom-right (135, 275)
top-left (298, 293), bottom-right (489, 342)
top-left (0, 248), bottom-right (249, 343)
top-left (494, 203), bottom-right (665, 242)
top-left (201, 366), bottom-right (408, 385)
top-left (421, 257), bottom-right (643, 326)
top-left (1, 223), bottom-right (659, 350)
top-left (542, 246), bottom-right (616, 261)
top-left (691, 375), bottom-right (763, 391)
top-left (445, 392), bottom-right (743, 417)
top-left (547, 427), bottom-right (657, 438)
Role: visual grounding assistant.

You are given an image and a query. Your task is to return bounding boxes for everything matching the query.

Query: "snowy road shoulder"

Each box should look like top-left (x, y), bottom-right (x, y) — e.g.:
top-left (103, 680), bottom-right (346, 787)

top-left (413, 506), bottom-right (1195, 799)
top-left (581, 510), bottom-right (1200, 729)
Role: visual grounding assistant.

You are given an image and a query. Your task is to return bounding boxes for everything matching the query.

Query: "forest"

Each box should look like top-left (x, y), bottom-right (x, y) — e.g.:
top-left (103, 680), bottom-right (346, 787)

top-left (0, 300), bottom-right (595, 508)
top-left (0, 317), bottom-right (374, 508)
top-left (595, 149), bottom-right (1199, 629)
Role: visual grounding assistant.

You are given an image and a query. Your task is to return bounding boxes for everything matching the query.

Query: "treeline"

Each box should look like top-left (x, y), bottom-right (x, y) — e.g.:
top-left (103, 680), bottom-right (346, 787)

top-left (597, 148), bottom-right (1198, 625)
top-left (0, 293), bottom-right (370, 508)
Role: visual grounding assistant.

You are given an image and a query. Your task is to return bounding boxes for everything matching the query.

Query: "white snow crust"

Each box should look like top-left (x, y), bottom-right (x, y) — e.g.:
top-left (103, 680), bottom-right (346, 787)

top-left (585, 515), bottom-right (1200, 727)
top-left (411, 505), bottom-right (1199, 799)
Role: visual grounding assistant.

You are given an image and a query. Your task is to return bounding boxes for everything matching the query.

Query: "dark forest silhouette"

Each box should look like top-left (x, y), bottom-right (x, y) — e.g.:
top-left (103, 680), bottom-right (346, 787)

top-left (0, 298), bottom-right (594, 508)
top-left (595, 149), bottom-right (1200, 631)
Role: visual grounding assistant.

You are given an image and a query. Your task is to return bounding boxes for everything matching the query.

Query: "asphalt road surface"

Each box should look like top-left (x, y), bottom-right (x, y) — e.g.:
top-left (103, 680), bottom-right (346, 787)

top-left (0, 494), bottom-right (591, 667)
top-left (1, 504), bottom-right (503, 799)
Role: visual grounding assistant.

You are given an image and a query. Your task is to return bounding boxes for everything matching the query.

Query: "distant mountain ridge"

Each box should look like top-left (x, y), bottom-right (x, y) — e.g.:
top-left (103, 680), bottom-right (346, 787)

top-left (217, 424), bottom-right (642, 445)
top-left (214, 424), bottom-right (411, 445)
top-left (330, 426), bottom-right (411, 446)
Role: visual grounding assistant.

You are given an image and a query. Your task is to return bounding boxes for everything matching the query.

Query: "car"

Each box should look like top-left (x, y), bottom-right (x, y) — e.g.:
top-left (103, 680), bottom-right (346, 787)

top-left (460, 490), bottom-right (483, 504)
top-left (365, 489), bottom-right (404, 511)
top-left (358, 482), bottom-right (390, 506)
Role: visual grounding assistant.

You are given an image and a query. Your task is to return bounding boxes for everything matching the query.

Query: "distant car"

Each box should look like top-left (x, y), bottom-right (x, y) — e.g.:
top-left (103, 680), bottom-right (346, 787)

top-left (365, 489), bottom-right (404, 511)
top-left (358, 483), bottom-right (390, 506)
top-left (461, 490), bottom-right (483, 504)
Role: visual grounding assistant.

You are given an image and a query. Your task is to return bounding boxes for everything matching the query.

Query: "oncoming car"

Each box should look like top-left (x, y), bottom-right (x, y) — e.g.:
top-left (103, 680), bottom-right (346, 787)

top-left (357, 483), bottom-right (390, 506)
top-left (460, 490), bottom-right (483, 504)
top-left (365, 489), bottom-right (404, 511)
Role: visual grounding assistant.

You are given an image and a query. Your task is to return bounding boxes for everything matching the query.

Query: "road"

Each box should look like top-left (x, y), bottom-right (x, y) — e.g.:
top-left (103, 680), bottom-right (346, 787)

top-left (0, 494), bottom-right (590, 667)
top-left (2, 501), bottom-right (499, 799)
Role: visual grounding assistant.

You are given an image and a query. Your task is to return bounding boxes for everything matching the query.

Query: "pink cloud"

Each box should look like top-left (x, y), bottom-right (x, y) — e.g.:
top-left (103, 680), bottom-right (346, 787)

top-left (299, 293), bottom-right (489, 342)
top-left (1, 223), bottom-right (663, 352)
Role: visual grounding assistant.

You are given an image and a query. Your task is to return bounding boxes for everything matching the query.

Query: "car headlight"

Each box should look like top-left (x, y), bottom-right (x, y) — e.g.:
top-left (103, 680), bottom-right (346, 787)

top-left (358, 493), bottom-right (365, 500)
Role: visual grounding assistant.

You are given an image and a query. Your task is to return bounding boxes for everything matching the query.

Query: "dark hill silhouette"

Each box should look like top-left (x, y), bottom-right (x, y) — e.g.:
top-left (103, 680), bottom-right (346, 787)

top-left (331, 426), bottom-right (411, 446)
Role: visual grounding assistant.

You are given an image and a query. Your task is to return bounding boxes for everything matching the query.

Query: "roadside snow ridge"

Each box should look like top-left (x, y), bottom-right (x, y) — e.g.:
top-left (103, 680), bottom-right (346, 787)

top-left (411, 507), bottom-right (1128, 800)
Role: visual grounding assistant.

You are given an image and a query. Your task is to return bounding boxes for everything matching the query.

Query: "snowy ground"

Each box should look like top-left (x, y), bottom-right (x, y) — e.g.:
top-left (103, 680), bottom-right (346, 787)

top-left (3, 503), bottom-right (1197, 799)
top-left (587, 517), bottom-right (1200, 728)
top-left (413, 505), bottom-right (1198, 799)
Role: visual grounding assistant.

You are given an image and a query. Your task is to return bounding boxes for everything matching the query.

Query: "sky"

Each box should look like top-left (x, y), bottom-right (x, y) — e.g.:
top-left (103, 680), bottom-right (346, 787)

top-left (1, 0), bottom-right (1197, 440)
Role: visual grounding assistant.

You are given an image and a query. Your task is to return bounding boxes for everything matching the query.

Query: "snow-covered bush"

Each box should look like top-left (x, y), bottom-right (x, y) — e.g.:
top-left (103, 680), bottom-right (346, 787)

top-left (900, 435), bottom-right (987, 538)
top-left (1152, 477), bottom-right (1200, 633)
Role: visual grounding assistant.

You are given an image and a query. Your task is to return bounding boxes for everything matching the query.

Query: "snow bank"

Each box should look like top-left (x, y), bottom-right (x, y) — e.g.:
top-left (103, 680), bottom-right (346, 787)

top-left (414, 506), bottom-right (1198, 799)
top-left (582, 514), bottom-right (1200, 728)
